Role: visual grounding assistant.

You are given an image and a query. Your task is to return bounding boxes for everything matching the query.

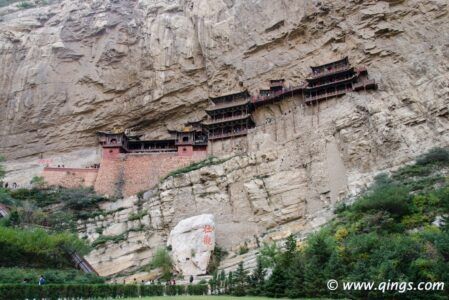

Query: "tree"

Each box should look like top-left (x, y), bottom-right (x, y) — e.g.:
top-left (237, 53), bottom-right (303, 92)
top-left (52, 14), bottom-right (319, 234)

top-left (303, 231), bottom-right (337, 296)
top-left (232, 262), bottom-right (249, 296)
top-left (30, 176), bottom-right (46, 189)
top-left (263, 262), bottom-right (287, 298)
top-left (149, 248), bottom-right (173, 280)
top-left (248, 256), bottom-right (266, 295)
top-left (285, 253), bottom-right (305, 298)
top-left (226, 271), bottom-right (234, 294)
top-left (259, 242), bottom-right (281, 268)
top-left (282, 235), bottom-right (297, 267)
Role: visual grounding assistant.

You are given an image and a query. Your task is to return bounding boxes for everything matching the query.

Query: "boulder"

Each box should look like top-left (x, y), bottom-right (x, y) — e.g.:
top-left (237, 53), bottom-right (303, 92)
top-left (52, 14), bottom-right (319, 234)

top-left (167, 214), bottom-right (215, 276)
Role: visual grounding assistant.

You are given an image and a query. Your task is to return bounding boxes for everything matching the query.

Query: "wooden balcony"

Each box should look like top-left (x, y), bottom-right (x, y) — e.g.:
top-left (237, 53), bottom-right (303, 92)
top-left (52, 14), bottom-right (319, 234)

top-left (175, 139), bottom-right (208, 146)
top-left (308, 65), bottom-right (353, 80)
top-left (128, 148), bottom-right (177, 153)
top-left (305, 74), bottom-right (356, 91)
top-left (203, 114), bottom-right (252, 126)
top-left (206, 98), bottom-right (251, 112)
top-left (252, 85), bottom-right (305, 106)
top-left (304, 88), bottom-right (350, 104)
top-left (208, 129), bottom-right (249, 140)
top-left (352, 79), bottom-right (377, 91)
top-left (270, 80), bottom-right (285, 88)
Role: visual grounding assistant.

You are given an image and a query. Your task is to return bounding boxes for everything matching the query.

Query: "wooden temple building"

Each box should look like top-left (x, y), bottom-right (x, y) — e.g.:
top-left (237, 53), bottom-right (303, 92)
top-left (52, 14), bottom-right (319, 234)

top-left (303, 57), bottom-right (377, 105)
top-left (169, 121), bottom-right (208, 156)
top-left (98, 57), bottom-right (376, 148)
top-left (252, 79), bottom-right (305, 107)
top-left (97, 123), bottom-right (209, 158)
top-left (203, 91), bottom-right (255, 141)
top-left (41, 57), bottom-right (378, 196)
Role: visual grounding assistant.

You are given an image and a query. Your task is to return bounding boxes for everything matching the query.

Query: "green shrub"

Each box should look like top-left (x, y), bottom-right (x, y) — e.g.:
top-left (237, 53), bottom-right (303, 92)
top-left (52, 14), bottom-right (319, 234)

top-left (238, 244), bottom-right (249, 255)
top-left (164, 156), bottom-right (233, 179)
top-left (416, 147), bottom-right (449, 166)
top-left (0, 283), bottom-right (206, 299)
top-left (353, 183), bottom-right (410, 217)
top-left (16, 1), bottom-right (34, 9)
top-left (30, 176), bottom-right (46, 189)
top-left (149, 248), bottom-right (173, 280)
top-left (392, 164), bottom-right (434, 180)
top-left (91, 233), bottom-right (126, 247)
top-left (0, 268), bottom-right (104, 284)
top-left (207, 246), bottom-right (228, 274)
top-left (0, 188), bottom-right (15, 206)
top-left (128, 210), bottom-right (147, 221)
top-left (259, 242), bottom-right (281, 268)
top-left (165, 284), bottom-right (185, 295)
top-left (187, 284), bottom-right (208, 295)
top-left (57, 187), bottom-right (105, 211)
top-left (0, 226), bottom-right (89, 268)
top-left (141, 284), bottom-right (164, 296)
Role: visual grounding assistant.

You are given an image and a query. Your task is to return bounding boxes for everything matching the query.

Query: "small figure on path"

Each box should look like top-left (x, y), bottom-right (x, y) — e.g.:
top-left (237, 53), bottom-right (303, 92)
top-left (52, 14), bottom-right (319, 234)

top-left (38, 275), bottom-right (46, 286)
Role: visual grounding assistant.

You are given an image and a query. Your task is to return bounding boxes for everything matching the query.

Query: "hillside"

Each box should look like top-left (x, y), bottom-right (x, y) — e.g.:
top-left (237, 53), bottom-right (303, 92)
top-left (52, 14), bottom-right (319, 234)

top-left (0, 0), bottom-right (448, 298)
top-left (0, 0), bottom-right (448, 186)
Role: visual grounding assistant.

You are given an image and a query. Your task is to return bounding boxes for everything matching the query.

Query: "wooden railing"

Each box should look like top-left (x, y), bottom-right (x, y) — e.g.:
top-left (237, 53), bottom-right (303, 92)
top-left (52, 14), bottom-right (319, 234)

top-left (203, 114), bottom-right (251, 126)
top-left (306, 75), bottom-right (356, 90)
top-left (308, 65), bottom-right (352, 79)
top-left (352, 79), bottom-right (376, 90)
top-left (304, 88), bottom-right (350, 103)
top-left (0, 204), bottom-right (9, 218)
top-left (68, 251), bottom-right (98, 275)
top-left (128, 148), bottom-right (177, 153)
top-left (206, 98), bottom-right (250, 111)
top-left (252, 84), bottom-right (305, 105)
top-left (208, 130), bottom-right (249, 140)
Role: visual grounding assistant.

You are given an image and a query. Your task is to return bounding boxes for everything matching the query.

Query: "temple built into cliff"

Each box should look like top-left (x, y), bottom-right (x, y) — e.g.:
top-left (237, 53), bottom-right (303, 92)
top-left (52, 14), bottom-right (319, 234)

top-left (42, 57), bottom-right (377, 196)
top-left (204, 91), bottom-right (255, 140)
top-left (97, 57), bottom-right (377, 151)
top-left (304, 57), bottom-right (377, 104)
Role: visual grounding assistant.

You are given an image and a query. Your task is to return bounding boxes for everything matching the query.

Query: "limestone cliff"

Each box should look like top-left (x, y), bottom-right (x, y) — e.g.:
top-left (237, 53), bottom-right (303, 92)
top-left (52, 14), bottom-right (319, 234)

top-left (1, 0), bottom-right (448, 184)
top-left (1, 0), bottom-right (449, 277)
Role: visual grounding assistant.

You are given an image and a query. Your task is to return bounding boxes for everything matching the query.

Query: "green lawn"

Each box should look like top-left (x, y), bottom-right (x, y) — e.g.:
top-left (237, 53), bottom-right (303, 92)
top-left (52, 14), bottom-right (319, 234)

top-left (126, 297), bottom-right (320, 300)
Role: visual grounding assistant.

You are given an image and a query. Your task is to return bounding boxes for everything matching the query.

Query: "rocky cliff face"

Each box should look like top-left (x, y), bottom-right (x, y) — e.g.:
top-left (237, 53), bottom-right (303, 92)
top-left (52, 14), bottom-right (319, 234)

top-left (2, 0), bottom-right (448, 184)
top-left (1, 0), bottom-right (449, 277)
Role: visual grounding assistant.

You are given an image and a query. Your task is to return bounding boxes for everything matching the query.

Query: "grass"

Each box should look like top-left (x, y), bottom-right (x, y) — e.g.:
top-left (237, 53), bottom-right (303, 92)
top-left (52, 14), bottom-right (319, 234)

top-left (91, 233), bottom-right (126, 247)
top-left (125, 297), bottom-right (321, 300)
top-left (163, 156), bottom-right (234, 179)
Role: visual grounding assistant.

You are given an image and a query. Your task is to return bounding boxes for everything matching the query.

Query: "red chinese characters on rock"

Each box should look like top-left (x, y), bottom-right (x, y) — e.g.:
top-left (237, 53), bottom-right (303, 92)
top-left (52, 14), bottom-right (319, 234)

top-left (203, 225), bottom-right (213, 233)
top-left (202, 225), bottom-right (214, 247)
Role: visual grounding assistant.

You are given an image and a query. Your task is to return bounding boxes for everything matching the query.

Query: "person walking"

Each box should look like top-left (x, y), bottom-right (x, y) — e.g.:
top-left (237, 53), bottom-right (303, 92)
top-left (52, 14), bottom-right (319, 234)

top-left (38, 275), bottom-right (46, 286)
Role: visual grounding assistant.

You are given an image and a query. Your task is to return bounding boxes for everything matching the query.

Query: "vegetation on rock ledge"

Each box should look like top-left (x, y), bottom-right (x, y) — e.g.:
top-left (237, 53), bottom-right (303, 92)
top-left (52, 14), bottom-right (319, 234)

top-left (209, 148), bottom-right (449, 299)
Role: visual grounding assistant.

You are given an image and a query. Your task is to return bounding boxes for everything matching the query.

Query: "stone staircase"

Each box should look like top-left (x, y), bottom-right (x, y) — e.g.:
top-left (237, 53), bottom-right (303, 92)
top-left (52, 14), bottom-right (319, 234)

top-left (68, 251), bottom-right (99, 275)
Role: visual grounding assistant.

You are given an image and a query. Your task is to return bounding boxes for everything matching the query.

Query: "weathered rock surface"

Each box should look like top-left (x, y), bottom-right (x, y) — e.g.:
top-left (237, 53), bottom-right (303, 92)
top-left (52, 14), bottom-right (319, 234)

top-left (1, 0), bottom-right (449, 185)
top-left (1, 0), bottom-right (449, 277)
top-left (167, 214), bottom-right (215, 276)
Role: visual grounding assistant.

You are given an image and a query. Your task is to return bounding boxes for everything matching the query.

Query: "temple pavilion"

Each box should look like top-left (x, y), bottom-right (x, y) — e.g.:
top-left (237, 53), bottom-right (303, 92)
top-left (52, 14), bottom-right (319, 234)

top-left (98, 57), bottom-right (378, 148)
top-left (204, 91), bottom-right (255, 140)
top-left (303, 57), bottom-right (377, 104)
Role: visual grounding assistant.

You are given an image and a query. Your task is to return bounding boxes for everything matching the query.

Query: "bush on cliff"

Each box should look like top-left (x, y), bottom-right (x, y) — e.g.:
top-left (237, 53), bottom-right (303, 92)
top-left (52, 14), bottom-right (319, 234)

top-left (0, 267), bottom-right (104, 284)
top-left (0, 226), bottom-right (90, 268)
top-left (148, 248), bottom-right (173, 280)
top-left (230, 147), bottom-right (449, 299)
top-left (164, 156), bottom-right (234, 179)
